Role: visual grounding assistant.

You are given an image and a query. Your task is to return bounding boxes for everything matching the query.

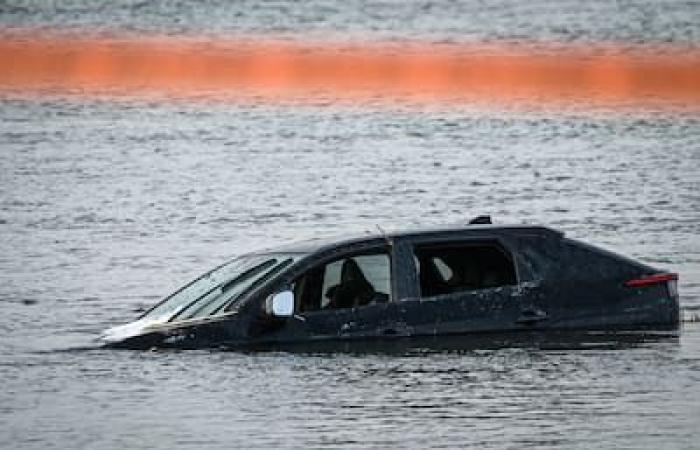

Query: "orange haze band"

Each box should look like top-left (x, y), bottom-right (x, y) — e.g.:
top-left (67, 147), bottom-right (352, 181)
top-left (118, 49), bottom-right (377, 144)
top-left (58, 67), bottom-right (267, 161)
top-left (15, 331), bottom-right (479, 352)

top-left (1, 34), bottom-right (699, 108)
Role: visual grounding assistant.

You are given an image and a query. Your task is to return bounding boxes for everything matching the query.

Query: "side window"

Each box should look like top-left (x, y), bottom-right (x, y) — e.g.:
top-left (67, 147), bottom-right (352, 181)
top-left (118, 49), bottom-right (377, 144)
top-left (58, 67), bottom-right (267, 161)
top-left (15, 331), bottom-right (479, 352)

top-left (414, 242), bottom-right (516, 297)
top-left (295, 252), bottom-right (391, 312)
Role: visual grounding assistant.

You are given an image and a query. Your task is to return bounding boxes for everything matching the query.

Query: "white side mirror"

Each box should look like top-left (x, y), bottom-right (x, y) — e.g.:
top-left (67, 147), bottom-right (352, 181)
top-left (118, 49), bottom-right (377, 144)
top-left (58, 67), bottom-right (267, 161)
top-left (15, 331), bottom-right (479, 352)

top-left (266, 290), bottom-right (294, 317)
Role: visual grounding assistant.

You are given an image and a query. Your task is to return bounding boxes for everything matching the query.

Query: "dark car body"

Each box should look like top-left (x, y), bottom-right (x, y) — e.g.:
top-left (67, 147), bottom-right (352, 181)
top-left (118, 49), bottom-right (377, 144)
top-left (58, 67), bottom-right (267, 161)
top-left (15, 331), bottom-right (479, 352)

top-left (100, 223), bottom-right (680, 349)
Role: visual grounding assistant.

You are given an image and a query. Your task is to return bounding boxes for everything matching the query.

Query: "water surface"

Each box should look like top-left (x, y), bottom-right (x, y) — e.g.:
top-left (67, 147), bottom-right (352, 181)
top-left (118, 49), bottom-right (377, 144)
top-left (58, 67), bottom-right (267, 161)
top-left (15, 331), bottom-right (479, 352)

top-left (1, 1), bottom-right (700, 448)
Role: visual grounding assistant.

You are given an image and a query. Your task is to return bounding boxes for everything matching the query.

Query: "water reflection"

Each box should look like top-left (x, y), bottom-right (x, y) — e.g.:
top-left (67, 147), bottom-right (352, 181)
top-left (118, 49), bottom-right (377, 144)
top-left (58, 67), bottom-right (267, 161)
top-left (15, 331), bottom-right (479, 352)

top-left (239, 330), bottom-right (680, 355)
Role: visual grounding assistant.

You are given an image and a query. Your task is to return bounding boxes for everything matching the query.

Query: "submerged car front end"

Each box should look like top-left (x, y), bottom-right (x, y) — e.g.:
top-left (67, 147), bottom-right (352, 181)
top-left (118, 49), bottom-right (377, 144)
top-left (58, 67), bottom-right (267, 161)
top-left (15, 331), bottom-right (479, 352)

top-left (99, 251), bottom-right (306, 349)
top-left (100, 311), bottom-right (249, 349)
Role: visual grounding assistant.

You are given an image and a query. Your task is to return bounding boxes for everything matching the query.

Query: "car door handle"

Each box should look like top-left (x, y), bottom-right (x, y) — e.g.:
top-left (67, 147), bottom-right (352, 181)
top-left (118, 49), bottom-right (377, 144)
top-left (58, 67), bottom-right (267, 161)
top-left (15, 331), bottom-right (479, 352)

top-left (516, 309), bottom-right (548, 324)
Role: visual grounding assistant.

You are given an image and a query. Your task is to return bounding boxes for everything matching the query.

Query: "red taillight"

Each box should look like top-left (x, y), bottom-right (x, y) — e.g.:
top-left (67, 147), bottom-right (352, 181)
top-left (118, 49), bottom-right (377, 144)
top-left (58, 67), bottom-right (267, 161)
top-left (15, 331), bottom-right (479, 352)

top-left (624, 273), bottom-right (678, 287)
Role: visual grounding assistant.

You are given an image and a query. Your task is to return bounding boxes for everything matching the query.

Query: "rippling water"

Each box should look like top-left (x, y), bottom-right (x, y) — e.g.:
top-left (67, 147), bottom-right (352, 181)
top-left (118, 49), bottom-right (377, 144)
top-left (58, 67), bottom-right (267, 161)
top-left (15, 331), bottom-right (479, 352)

top-left (2, 1), bottom-right (700, 449)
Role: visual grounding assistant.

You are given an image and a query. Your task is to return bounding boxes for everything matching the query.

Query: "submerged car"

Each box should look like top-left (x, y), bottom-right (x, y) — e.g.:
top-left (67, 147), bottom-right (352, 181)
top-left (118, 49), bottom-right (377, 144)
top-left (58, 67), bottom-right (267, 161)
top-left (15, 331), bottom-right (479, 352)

top-left (101, 219), bottom-right (680, 349)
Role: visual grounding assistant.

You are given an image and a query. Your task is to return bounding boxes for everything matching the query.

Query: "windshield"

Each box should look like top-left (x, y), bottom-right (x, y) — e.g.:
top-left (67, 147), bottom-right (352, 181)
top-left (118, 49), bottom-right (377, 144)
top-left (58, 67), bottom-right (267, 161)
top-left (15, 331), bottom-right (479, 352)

top-left (141, 253), bottom-right (300, 323)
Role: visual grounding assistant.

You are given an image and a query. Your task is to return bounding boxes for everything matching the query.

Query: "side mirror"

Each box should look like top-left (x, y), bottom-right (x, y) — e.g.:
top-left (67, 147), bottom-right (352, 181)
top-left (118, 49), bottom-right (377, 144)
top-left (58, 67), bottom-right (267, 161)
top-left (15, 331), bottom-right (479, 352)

top-left (266, 290), bottom-right (294, 318)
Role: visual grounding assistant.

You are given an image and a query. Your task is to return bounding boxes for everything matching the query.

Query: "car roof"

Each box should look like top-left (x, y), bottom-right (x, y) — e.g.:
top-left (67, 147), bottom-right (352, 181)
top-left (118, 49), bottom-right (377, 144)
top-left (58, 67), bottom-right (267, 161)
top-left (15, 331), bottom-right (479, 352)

top-left (252, 223), bottom-right (563, 256)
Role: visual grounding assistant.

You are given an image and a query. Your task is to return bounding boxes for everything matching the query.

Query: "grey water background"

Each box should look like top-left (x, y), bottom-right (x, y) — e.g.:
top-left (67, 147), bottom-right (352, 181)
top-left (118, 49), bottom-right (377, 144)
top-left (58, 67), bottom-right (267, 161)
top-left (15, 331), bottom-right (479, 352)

top-left (2, 1), bottom-right (700, 449)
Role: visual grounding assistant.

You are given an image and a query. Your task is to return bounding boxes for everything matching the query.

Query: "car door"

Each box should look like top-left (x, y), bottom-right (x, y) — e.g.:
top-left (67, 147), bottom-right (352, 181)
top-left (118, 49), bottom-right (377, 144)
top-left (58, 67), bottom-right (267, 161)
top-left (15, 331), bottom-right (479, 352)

top-left (277, 246), bottom-right (396, 341)
top-left (397, 237), bottom-right (544, 335)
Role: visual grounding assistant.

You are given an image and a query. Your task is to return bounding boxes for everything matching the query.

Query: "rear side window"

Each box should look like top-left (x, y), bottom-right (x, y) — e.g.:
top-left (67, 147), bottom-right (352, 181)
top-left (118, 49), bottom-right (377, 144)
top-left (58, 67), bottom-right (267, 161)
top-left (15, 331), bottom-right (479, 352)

top-left (414, 241), bottom-right (516, 297)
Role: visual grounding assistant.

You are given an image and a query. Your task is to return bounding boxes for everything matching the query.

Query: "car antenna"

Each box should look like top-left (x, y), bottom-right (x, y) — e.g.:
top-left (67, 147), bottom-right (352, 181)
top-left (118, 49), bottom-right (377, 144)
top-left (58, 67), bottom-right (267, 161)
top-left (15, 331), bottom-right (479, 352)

top-left (469, 215), bottom-right (492, 225)
top-left (375, 224), bottom-right (393, 246)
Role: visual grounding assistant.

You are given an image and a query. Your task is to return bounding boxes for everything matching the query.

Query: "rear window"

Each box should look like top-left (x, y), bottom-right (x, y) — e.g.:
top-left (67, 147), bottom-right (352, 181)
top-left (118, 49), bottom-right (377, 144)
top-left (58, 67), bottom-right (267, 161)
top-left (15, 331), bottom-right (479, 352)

top-left (560, 238), bottom-right (652, 280)
top-left (414, 241), bottom-right (517, 297)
